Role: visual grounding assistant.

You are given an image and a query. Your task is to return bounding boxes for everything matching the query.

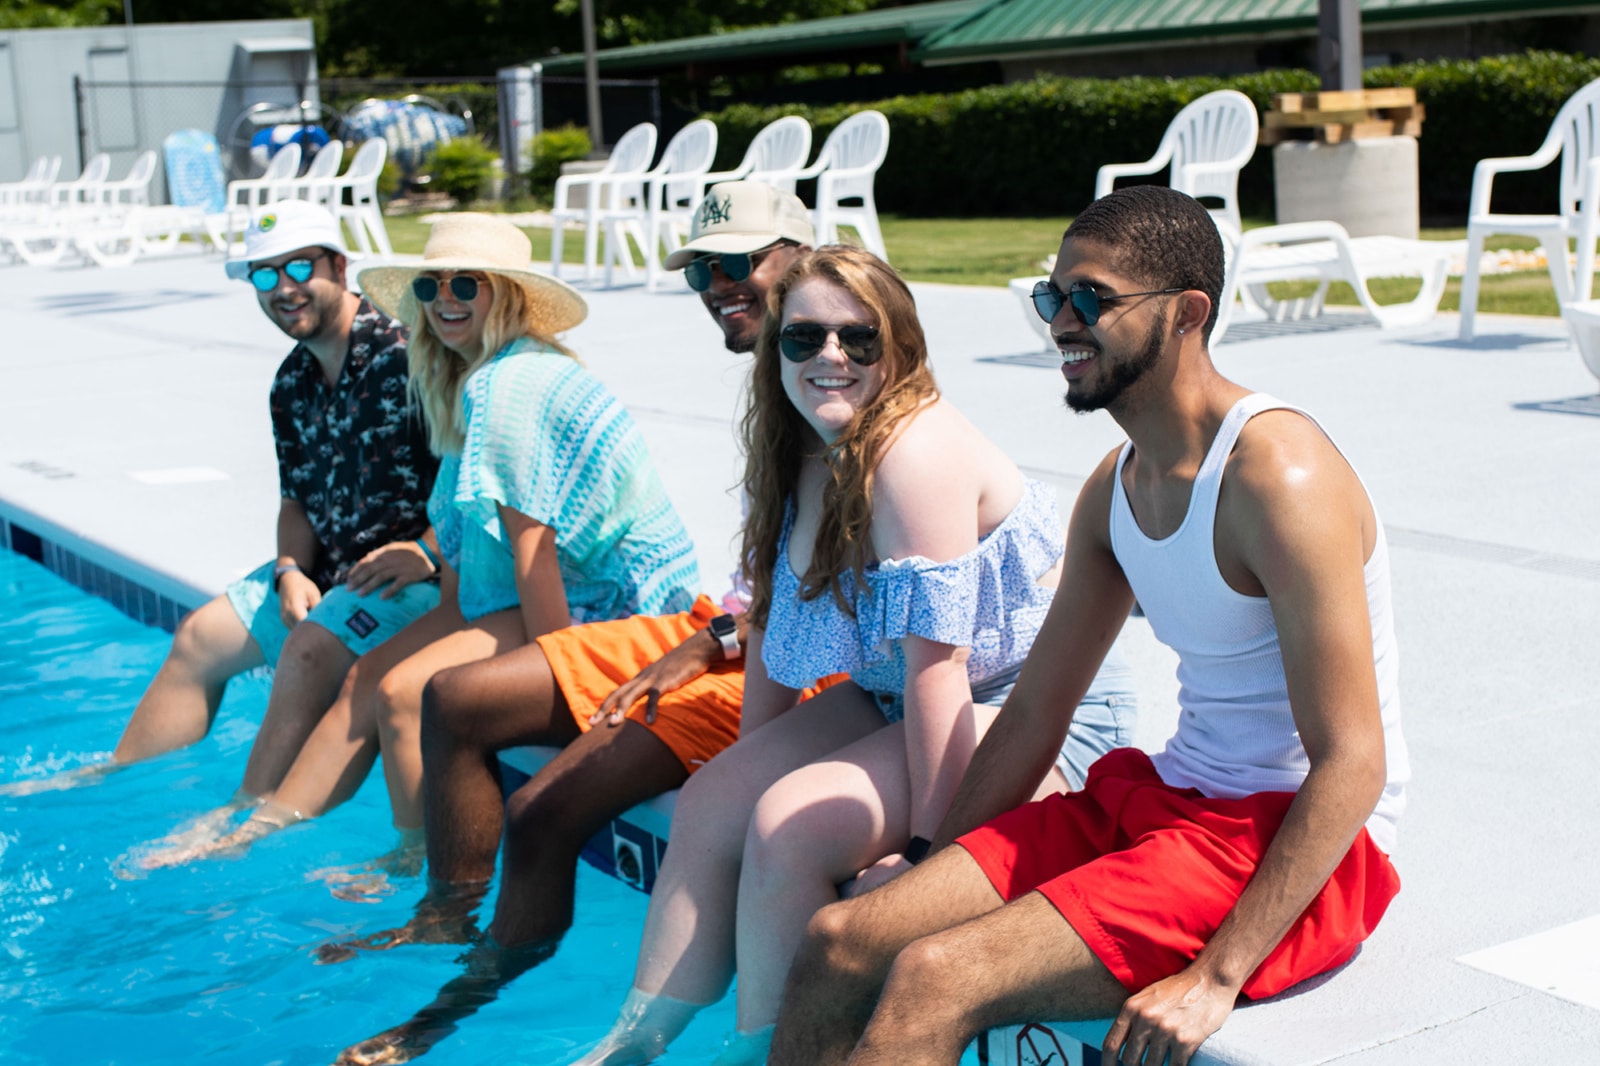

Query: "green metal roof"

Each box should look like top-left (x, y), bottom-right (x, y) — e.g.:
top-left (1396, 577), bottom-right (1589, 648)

top-left (537, 0), bottom-right (985, 75)
top-left (915, 0), bottom-right (1600, 64)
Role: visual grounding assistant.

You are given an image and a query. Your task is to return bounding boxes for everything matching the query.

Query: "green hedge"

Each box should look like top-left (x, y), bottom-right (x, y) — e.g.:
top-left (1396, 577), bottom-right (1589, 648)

top-left (700, 51), bottom-right (1600, 220)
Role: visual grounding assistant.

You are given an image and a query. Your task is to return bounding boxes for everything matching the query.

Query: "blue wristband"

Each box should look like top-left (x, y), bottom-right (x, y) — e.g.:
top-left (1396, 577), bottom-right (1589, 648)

top-left (416, 539), bottom-right (440, 570)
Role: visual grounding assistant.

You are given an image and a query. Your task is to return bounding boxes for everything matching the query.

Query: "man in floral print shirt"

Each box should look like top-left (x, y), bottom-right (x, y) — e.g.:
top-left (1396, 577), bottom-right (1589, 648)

top-left (109, 202), bottom-right (441, 812)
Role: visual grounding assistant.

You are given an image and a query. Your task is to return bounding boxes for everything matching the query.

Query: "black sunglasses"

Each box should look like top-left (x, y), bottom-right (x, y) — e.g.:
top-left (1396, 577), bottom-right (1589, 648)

top-left (249, 251), bottom-right (326, 293)
top-left (778, 323), bottom-right (883, 366)
top-left (411, 274), bottom-right (481, 303)
top-left (683, 244), bottom-right (783, 292)
top-left (1032, 279), bottom-right (1185, 327)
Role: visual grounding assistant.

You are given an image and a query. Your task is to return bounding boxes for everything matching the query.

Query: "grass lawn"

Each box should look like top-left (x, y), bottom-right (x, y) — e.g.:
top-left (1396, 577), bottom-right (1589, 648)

top-left (380, 209), bottom-right (1560, 318)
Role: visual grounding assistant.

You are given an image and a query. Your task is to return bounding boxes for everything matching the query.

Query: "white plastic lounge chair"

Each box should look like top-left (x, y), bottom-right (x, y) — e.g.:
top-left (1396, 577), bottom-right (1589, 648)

top-left (1458, 76), bottom-right (1600, 340)
top-left (1095, 89), bottom-right (1259, 234)
top-left (0, 156), bottom-right (61, 213)
top-left (1211, 221), bottom-right (1461, 345)
top-left (600, 119), bottom-right (718, 289)
top-left (47, 154), bottom-right (111, 210)
top-left (700, 115), bottom-right (813, 194)
top-left (549, 122), bottom-right (657, 283)
top-left (96, 151), bottom-right (157, 209)
top-left (328, 138), bottom-right (392, 256)
top-left (792, 110), bottom-right (891, 261)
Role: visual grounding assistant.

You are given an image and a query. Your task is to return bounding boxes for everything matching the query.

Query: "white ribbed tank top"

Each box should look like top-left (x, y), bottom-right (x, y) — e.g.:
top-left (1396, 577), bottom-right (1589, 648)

top-left (1109, 393), bottom-right (1408, 854)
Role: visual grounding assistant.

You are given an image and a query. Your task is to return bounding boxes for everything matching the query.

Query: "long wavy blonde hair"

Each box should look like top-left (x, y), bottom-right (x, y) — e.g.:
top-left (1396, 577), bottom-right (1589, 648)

top-left (407, 272), bottom-right (576, 455)
top-left (740, 246), bottom-right (939, 626)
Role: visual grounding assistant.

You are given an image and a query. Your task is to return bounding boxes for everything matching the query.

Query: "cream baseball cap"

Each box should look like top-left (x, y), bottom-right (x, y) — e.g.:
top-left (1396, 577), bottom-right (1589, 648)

top-left (225, 201), bottom-right (349, 280)
top-left (663, 181), bottom-right (814, 270)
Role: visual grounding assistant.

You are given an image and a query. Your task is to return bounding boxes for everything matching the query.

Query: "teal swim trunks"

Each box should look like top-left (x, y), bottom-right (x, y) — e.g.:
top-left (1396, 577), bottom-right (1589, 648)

top-left (224, 560), bottom-right (441, 664)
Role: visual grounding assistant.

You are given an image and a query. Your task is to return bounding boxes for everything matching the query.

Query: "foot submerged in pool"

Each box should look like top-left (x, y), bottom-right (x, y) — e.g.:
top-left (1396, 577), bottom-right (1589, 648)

top-left (315, 881), bottom-right (488, 964)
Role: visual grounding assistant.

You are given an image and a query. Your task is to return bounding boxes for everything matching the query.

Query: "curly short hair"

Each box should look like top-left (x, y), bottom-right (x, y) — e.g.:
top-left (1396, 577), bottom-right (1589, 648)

top-left (1065, 186), bottom-right (1226, 341)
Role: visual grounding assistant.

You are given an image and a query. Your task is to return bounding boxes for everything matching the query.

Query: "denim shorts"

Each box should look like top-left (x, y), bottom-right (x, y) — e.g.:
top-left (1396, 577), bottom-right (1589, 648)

top-left (870, 663), bottom-right (1137, 792)
top-left (224, 560), bottom-right (441, 665)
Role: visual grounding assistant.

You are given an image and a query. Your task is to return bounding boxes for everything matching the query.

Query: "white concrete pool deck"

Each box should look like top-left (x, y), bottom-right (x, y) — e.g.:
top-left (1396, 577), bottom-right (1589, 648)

top-left (3, 247), bottom-right (1599, 1062)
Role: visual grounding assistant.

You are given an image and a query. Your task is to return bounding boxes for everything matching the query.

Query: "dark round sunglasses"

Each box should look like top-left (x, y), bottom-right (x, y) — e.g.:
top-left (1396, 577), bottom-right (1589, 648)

top-left (1032, 279), bottom-right (1185, 327)
top-left (778, 323), bottom-right (883, 366)
top-left (411, 274), bottom-right (481, 303)
top-left (249, 251), bottom-right (326, 293)
top-left (683, 244), bottom-right (782, 292)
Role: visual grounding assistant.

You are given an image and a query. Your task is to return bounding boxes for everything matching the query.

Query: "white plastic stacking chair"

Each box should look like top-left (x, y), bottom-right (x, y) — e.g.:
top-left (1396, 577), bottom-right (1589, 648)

top-left (1459, 76), bottom-right (1600, 340)
top-left (796, 111), bottom-right (891, 262)
top-left (700, 115), bottom-right (813, 194)
top-left (602, 119), bottom-right (718, 289)
top-left (1095, 89), bottom-right (1259, 235)
top-left (290, 140), bottom-right (345, 206)
top-left (549, 122), bottom-right (657, 282)
top-left (329, 138), bottom-right (392, 256)
top-left (219, 143), bottom-right (302, 248)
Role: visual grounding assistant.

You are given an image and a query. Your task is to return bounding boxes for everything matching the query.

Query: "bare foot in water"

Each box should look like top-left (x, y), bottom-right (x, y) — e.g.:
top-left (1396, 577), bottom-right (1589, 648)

top-left (314, 884), bottom-right (488, 964)
top-left (114, 798), bottom-right (262, 875)
top-left (310, 831), bottom-right (427, 903)
top-left (0, 762), bottom-right (116, 797)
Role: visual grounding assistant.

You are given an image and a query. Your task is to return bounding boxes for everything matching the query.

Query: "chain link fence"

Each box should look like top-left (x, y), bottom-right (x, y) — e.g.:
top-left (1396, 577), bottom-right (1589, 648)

top-left (73, 71), bottom-right (662, 204)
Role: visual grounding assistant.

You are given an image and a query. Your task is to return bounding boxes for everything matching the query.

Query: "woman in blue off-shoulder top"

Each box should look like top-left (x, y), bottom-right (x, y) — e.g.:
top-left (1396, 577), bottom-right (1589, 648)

top-left (580, 247), bottom-right (1136, 1064)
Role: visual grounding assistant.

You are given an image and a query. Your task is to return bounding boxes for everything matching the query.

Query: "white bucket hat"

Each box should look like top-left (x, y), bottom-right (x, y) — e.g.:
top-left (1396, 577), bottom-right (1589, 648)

top-left (357, 213), bottom-right (587, 337)
top-left (225, 200), bottom-right (349, 280)
top-left (663, 181), bottom-right (814, 270)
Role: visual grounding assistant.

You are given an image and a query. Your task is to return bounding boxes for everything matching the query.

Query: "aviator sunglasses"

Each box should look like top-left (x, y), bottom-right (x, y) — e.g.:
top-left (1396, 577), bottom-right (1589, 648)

top-left (1031, 279), bottom-right (1185, 327)
top-left (778, 323), bottom-right (883, 366)
top-left (249, 251), bottom-right (327, 293)
top-left (411, 274), bottom-right (482, 303)
top-left (683, 244), bottom-right (783, 292)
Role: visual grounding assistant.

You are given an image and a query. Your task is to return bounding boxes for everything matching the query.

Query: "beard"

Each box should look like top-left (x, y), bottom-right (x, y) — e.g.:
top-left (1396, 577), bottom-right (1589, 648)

top-left (1063, 313), bottom-right (1165, 413)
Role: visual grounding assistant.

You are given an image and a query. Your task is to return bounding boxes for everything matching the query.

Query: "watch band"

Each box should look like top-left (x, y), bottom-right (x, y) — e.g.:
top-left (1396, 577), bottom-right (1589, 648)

top-left (709, 614), bottom-right (741, 661)
top-left (273, 562), bottom-right (302, 589)
top-left (903, 836), bottom-right (933, 864)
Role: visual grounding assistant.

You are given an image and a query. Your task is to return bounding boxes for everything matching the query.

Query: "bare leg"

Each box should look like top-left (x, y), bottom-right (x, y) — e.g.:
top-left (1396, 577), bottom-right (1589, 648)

top-left (113, 594), bottom-right (263, 764)
top-left (316, 642), bottom-right (584, 962)
top-left (153, 607), bottom-right (472, 866)
top-left (848, 893), bottom-right (1126, 1065)
top-left (334, 722), bottom-right (688, 1064)
top-left (575, 684), bottom-right (883, 1066)
top-left (239, 620), bottom-right (356, 798)
top-left (373, 608), bottom-right (525, 832)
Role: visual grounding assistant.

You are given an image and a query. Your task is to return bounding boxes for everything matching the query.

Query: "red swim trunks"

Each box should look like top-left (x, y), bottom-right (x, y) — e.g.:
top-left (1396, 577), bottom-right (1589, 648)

top-left (957, 747), bottom-right (1400, 999)
top-left (537, 595), bottom-right (841, 774)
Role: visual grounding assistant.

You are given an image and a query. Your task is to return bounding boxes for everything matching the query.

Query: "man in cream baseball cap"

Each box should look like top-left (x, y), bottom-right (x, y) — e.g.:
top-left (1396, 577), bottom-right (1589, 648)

top-left (666, 180), bottom-right (815, 352)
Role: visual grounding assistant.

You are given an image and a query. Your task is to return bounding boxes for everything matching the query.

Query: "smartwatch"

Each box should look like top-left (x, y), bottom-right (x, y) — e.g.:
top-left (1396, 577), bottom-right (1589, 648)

top-left (708, 613), bottom-right (741, 661)
top-left (273, 562), bottom-right (302, 589)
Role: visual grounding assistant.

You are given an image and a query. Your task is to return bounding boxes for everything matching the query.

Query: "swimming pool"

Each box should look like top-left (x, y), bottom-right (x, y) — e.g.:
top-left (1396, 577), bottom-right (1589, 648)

top-left (0, 548), bottom-right (753, 1065)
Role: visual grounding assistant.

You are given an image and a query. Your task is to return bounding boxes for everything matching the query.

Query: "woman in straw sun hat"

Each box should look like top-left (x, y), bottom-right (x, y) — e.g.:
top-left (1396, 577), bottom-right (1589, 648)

top-left (199, 213), bottom-right (700, 862)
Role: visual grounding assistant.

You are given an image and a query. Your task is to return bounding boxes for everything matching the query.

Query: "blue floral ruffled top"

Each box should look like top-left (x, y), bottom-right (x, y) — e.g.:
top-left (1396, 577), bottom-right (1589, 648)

top-left (763, 478), bottom-right (1128, 706)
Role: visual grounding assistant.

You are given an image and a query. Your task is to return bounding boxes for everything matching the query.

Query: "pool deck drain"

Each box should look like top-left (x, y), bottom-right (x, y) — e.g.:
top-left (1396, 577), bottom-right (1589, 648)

top-left (3, 248), bottom-right (1599, 1061)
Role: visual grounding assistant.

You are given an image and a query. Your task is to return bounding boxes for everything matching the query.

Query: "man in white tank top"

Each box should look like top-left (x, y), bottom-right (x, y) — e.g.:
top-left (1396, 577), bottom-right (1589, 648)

top-left (770, 186), bottom-right (1409, 1066)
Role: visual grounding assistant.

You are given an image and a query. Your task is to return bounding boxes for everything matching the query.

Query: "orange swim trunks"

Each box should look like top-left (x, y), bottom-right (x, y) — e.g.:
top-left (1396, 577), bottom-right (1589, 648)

top-left (536, 595), bottom-right (840, 774)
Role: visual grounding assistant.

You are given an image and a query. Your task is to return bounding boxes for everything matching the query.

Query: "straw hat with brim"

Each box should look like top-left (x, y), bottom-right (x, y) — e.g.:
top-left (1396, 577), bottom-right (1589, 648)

top-left (358, 213), bottom-right (587, 337)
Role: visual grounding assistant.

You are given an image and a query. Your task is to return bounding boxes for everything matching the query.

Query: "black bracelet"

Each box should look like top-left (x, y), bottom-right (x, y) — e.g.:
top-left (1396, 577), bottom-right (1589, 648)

top-left (903, 835), bottom-right (933, 864)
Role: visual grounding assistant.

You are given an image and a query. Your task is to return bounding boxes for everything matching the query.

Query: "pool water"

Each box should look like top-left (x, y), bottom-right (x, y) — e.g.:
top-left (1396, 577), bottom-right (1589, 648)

top-left (0, 549), bottom-right (750, 1065)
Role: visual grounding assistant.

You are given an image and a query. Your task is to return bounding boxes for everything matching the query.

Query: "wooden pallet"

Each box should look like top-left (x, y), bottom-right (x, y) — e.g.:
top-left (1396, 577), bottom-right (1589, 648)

top-left (1261, 87), bottom-right (1423, 145)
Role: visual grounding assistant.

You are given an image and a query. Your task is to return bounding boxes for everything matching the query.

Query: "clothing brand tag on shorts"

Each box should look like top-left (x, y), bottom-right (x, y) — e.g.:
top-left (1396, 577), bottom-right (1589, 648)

top-left (346, 608), bottom-right (379, 638)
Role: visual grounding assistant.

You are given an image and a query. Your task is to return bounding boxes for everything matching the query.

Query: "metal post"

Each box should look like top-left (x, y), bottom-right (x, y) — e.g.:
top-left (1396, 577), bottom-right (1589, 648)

top-left (580, 0), bottom-right (604, 154)
top-left (73, 74), bottom-right (88, 174)
top-left (1318, 0), bottom-right (1362, 92)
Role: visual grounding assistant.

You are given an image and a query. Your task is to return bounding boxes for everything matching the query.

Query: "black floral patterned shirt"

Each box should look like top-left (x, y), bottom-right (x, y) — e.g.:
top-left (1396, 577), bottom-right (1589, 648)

top-left (270, 298), bottom-right (438, 590)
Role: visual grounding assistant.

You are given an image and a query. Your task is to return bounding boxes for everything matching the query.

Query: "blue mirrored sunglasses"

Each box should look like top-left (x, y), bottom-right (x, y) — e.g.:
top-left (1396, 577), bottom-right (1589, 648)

top-left (249, 252), bottom-right (325, 293)
top-left (1031, 279), bottom-right (1184, 327)
top-left (411, 274), bottom-right (480, 303)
